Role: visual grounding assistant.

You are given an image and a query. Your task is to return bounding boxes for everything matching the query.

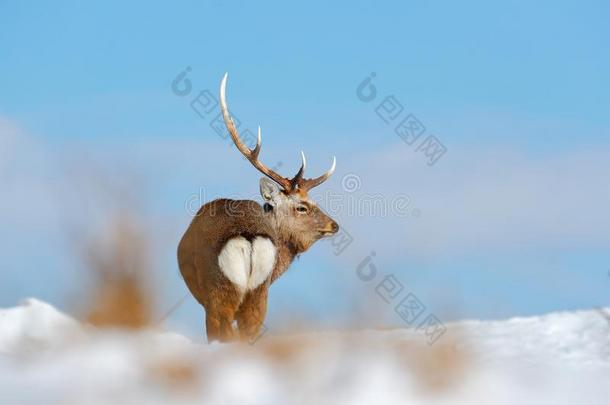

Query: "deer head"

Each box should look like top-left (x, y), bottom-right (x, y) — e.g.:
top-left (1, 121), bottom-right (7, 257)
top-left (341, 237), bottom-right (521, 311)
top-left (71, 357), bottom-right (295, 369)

top-left (220, 73), bottom-right (339, 253)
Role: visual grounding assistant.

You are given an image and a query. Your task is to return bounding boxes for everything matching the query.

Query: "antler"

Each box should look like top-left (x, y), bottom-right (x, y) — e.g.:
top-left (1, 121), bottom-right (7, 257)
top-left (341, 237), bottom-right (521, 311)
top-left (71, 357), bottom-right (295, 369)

top-left (220, 73), bottom-right (336, 193)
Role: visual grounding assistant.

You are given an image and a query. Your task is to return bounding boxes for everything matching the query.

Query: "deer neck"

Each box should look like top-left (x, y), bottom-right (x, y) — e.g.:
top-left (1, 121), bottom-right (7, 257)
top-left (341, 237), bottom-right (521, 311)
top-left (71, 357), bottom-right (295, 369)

top-left (265, 211), bottom-right (302, 283)
top-left (270, 241), bottom-right (299, 283)
top-left (265, 210), bottom-right (306, 253)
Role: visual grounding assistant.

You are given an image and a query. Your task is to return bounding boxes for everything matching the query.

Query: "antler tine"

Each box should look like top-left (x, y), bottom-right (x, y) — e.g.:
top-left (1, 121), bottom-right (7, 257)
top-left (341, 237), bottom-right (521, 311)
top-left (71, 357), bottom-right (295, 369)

top-left (220, 73), bottom-right (291, 190)
top-left (298, 156), bottom-right (336, 191)
top-left (252, 126), bottom-right (262, 159)
top-left (290, 150), bottom-right (307, 187)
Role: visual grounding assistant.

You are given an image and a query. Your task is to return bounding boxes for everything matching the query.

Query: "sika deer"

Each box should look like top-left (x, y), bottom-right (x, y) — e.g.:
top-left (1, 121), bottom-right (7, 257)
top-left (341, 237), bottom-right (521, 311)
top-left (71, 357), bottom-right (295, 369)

top-left (178, 74), bottom-right (338, 342)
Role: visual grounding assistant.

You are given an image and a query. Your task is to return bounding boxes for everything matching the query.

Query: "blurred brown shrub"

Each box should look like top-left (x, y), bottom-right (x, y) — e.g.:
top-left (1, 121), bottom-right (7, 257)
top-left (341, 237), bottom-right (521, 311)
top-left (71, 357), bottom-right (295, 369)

top-left (83, 213), bottom-right (154, 329)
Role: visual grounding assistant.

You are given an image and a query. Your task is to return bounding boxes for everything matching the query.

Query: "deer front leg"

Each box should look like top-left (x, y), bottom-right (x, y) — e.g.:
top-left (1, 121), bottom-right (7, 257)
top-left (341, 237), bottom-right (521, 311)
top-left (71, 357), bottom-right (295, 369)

top-left (235, 285), bottom-right (269, 342)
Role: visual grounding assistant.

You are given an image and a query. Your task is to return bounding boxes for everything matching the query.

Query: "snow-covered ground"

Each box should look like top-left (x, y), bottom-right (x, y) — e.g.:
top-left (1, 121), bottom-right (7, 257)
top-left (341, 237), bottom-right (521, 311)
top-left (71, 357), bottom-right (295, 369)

top-left (1, 299), bottom-right (609, 404)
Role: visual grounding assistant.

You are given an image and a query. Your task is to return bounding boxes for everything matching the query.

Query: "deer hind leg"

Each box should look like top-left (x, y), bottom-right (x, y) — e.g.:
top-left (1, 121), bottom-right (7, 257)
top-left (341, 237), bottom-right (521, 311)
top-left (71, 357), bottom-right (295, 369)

top-left (205, 301), bottom-right (240, 342)
top-left (204, 282), bottom-right (243, 343)
top-left (235, 285), bottom-right (269, 342)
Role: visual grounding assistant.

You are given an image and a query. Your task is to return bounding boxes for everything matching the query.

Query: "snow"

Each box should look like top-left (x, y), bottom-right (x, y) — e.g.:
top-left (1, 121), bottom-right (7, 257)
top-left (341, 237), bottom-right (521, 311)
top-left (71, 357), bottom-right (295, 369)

top-left (0, 298), bottom-right (83, 355)
top-left (0, 299), bottom-right (609, 404)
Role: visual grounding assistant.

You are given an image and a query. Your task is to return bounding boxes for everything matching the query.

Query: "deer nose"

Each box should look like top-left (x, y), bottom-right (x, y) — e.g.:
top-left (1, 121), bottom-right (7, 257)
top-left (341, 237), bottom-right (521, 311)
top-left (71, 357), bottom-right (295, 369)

top-left (320, 221), bottom-right (339, 235)
top-left (330, 221), bottom-right (339, 234)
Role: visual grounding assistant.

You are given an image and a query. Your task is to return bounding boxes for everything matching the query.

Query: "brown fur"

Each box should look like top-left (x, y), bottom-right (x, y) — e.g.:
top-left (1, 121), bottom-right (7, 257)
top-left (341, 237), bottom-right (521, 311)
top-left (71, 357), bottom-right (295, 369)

top-left (178, 194), bottom-right (337, 343)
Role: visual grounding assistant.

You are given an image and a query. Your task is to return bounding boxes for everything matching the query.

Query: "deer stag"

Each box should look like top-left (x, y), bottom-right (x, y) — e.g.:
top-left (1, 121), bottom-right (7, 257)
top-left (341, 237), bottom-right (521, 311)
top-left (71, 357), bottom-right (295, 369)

top-left (178, 73), bottom-right (339, 342)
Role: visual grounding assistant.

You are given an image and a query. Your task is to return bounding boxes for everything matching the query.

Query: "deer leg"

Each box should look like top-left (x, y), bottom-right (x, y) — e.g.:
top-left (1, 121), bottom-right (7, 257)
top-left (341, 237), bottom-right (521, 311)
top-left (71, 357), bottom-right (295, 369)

top-left (205, 308), bottom-right (236, 342)
top-left (205, 297), bottom-right (241, 343)
top-left (235, 285), bottom-right (269, 342)
top-left (205, 311), bottom-right (222, 342)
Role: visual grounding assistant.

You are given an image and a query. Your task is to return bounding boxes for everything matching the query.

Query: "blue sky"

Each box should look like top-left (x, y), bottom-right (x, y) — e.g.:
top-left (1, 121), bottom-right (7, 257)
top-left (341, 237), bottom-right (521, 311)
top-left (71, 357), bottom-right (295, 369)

top-left (1, 0), bottom-right (609, 337)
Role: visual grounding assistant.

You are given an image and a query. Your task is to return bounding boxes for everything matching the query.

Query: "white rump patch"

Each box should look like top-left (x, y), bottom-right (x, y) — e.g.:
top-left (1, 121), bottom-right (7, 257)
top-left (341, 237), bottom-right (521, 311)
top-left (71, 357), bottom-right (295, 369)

top-left (217, 237), bottom-right (251, 292)
top-left (218, 236), bottom-right (276, 293)
top-left (249, 237), bottom-right (277, 290)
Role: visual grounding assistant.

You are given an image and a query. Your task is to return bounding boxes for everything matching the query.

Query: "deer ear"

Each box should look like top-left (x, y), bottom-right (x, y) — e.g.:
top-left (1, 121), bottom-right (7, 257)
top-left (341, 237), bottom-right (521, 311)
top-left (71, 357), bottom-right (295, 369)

top-left (260, 178), bottom-right (282, 205)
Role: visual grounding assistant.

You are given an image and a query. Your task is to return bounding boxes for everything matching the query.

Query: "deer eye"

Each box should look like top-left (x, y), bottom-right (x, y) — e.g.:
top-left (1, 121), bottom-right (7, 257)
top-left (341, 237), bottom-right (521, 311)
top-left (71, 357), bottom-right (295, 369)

top-left (296, 205), bottom-right (309, 213)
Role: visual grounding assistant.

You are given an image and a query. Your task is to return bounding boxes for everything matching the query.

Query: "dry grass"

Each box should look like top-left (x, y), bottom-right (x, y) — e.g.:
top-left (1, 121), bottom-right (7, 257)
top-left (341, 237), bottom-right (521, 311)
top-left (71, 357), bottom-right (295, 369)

top-left (82, 213), bottom-right (154, 329)
top-left (393, 337), bottom-right (467, 393)
top-left (55, 163), bottom-right (157, 330)
top-left (147, 356), bottom-right (200, 389)
top-left (241, 327), bottom-right (470, 397)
